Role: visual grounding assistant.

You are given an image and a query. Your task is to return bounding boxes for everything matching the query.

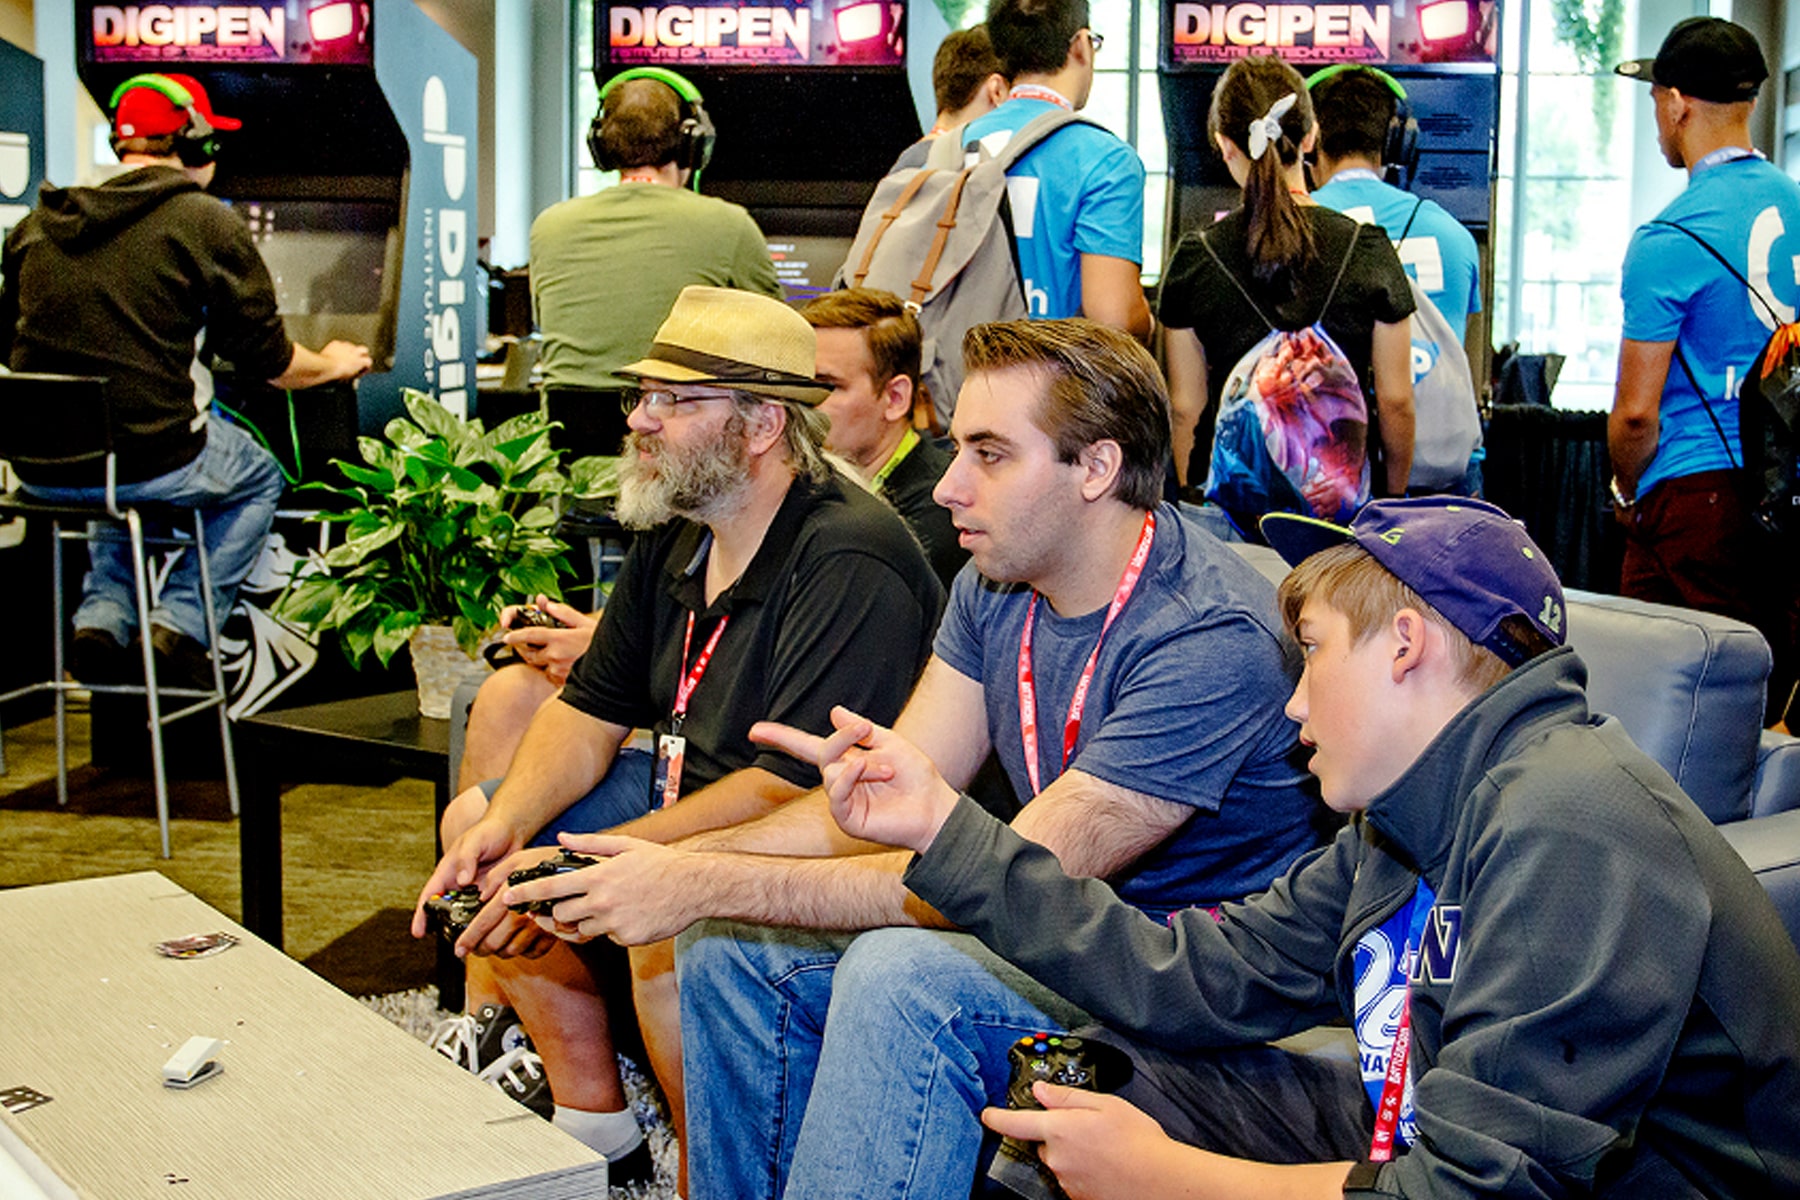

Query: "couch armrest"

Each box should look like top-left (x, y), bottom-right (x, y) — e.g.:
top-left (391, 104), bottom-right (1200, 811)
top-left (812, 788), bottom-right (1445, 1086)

top-left (1753, 729), bottom-right (1800, 819)
top-left (1716, 809), bottom-right (1800, 953)
top-left (445, 678), bottom-right (482, 796)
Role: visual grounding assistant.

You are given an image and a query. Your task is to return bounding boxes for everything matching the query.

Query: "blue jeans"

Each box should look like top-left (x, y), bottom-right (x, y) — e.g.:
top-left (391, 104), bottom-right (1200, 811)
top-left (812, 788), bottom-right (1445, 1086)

top-left (21, 417), bottom-right (285, 648)
top-left (677, 922), bottom-right (1089, 1200)
top-left (477, 748), bottom-right (656, 844)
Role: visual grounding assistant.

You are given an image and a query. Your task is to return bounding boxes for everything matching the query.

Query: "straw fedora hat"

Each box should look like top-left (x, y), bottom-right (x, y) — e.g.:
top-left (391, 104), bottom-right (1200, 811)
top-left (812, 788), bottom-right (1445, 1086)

top-left (619, 286), bottom-right (832, 405)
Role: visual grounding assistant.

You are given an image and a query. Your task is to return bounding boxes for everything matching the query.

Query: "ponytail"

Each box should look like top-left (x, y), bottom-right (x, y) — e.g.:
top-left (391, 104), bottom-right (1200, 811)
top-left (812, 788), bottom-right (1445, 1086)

top-left (1208, 54), bottom-right (1316, 290)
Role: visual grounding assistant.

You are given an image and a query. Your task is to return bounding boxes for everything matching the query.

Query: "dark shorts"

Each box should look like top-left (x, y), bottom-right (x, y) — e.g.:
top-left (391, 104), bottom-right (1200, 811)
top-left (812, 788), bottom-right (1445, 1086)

top-left (1620, 469), bottom-right (1757, 624)
top-left (478, 747), bottom-right (656, 846)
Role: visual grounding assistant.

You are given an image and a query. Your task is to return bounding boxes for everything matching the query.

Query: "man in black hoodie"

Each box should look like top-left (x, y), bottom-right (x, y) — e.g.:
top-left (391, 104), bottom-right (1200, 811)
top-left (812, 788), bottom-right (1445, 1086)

top-left (0, 72), bottom-right (370, 686)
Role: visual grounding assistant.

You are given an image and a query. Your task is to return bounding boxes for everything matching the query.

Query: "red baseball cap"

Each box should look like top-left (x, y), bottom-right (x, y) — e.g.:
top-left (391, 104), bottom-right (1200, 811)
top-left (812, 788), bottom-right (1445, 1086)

top-left (112, 73), bottom-right (243, 138)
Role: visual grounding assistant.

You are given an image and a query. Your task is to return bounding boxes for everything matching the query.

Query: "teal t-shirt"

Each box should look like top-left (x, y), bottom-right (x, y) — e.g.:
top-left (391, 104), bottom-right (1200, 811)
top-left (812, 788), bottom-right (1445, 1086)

top-left (1313, 170), bottom-right (1481, 341)
top-left (1621, 155), bottom-right (1800, 495)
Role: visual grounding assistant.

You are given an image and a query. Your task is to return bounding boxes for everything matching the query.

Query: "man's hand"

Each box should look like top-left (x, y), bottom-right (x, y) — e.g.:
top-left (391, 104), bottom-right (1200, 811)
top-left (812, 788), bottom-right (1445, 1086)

top-left (410, 813), bottom-right (528, 938)
top-left (320, 339), bottom-right (374, 379)
top-left (496, 595), bottom-right (599, 687)
top-left (981, 1085), bottom-right (1182, 1200)
top-left (501, 833), bottom-right (700, 946)
top-left (445, 844), bottom-right (565, 959)
top-left (750, 706), bottom-right (959, 854)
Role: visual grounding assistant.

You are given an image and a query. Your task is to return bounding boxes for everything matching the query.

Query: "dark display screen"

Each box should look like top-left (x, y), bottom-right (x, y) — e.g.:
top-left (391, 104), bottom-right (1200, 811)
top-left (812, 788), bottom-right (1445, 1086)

top-left (768, 234), bottom-right (851, 305)
top-left (598, 0), bottom-right (905, 68)
top-left (228, 198), bottom-right (399, 364)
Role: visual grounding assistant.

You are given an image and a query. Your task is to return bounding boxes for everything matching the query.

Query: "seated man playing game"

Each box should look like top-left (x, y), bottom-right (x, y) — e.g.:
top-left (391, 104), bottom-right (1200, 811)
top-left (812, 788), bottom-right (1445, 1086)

top-left (758, 496), bottom-right (1800, 1199)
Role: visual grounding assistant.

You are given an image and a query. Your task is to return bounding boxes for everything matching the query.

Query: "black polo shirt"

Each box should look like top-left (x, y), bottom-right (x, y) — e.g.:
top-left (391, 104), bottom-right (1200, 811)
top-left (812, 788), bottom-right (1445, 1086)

top-left (560, 472), bottom-right (944, 794)
top-left (880, 435), bottom-right (968, 591)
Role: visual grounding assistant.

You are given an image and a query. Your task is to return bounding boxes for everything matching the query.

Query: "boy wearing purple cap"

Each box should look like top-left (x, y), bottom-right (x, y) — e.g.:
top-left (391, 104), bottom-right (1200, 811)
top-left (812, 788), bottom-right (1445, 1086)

top-left (761, 496), bottom-right (1800, 1199)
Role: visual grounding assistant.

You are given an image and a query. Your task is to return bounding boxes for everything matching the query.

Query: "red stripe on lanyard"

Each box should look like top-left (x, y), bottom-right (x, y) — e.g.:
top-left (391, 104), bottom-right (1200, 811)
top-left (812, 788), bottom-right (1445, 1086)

top-left (1017, 511), bottom-right (1156, 798)
top-left (1368, 992), bottom-right (1413, 1162)
top-left (673, 611), bottom-right (729, 727)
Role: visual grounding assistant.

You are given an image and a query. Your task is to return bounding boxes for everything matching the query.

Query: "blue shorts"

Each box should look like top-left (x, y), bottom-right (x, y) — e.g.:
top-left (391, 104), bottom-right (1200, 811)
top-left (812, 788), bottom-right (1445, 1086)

top-left (478, 747), bottom-right (656, 847)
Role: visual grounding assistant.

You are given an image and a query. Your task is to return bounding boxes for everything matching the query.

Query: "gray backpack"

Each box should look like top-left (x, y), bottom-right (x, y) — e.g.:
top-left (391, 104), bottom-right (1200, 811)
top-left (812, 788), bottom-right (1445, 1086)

top-left (1392, 198), bottom-right (1482, 491)
top-left (836, 109), bottom-right (1095, 430)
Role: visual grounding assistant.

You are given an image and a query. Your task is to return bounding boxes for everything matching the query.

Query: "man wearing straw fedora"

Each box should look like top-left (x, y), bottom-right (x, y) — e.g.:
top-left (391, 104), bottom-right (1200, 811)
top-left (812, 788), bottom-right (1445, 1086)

top-left (412, 286), bottom-right (943, 1183)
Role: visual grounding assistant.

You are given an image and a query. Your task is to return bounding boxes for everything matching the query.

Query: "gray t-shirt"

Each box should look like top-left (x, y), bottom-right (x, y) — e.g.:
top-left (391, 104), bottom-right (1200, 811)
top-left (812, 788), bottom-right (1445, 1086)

top-left (933, 503), bottom-right (1319, 914)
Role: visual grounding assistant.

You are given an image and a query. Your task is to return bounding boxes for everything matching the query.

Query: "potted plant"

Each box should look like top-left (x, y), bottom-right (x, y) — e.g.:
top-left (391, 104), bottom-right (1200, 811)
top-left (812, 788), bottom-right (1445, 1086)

top-left (276, 389), bottom-right (618, 716)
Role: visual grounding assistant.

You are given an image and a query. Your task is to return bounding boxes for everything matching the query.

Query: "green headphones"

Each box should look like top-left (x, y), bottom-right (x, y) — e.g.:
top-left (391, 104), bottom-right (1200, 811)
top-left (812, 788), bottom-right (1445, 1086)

top-left (109, 73), bottom-right (221, 167)
top-left (590, 66), bottom-right (716, 187)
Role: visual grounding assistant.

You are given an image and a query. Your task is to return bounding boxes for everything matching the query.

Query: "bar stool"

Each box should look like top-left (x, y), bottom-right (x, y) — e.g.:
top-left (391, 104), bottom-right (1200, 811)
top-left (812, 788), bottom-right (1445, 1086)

top-left (0, 372), bottom-right (239, 857)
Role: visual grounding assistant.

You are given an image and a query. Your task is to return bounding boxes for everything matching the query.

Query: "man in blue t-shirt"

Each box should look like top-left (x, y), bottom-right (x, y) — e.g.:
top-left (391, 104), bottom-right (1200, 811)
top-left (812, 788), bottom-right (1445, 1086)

top-left (1308, 67), bottom-right (1481, 341)
top-left (957, 0), bottom-right (1152, 341)
top-left (501, 320), bottom-right (1321, 1199)
top-left (1611, 17), bottom-right (1800, 710)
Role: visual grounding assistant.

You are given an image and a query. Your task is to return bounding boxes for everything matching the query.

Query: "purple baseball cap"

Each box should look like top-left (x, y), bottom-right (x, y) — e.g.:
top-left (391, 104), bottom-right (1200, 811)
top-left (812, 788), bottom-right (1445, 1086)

top-left (1260, 498), bottom-right (1566, 666)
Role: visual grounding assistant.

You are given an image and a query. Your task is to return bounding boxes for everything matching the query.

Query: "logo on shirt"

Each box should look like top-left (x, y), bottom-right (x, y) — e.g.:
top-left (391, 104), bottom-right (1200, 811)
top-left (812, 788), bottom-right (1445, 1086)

top-left (1411, 903), bottom-right (1462, 985)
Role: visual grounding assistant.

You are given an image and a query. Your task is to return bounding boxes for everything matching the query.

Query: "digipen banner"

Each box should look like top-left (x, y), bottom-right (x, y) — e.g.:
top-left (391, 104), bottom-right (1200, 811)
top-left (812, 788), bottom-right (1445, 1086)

top-left (599, 0), bottom-right (906, 68)
top-left (1163, 0), bottom-right (1497, 66)
top-left (82, 0), bottom-right (374, 65)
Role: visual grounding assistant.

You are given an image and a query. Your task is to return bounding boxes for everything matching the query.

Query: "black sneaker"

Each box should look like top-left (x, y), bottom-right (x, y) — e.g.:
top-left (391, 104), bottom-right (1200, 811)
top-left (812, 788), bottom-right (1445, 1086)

top-left (149, 625), bottom-right (216, 691)
top-left (605, 1137), bottom-right (656, 1190)
top-left (477, 1044), bottom-right (555, 1119)
top-left (69, 627), bottom-right (135, 686)
top-left (427, 1002), bottom-right (531, 1074)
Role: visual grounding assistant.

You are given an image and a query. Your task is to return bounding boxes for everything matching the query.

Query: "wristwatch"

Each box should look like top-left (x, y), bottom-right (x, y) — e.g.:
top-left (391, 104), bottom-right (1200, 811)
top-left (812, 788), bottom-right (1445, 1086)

top-left (1609, 475), bottom-right (1636, 510)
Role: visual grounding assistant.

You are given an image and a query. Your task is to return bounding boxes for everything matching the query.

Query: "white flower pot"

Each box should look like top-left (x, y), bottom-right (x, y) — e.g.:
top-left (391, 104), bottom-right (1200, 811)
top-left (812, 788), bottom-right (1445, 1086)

top-left (409, 624), bottom-right (480, 719)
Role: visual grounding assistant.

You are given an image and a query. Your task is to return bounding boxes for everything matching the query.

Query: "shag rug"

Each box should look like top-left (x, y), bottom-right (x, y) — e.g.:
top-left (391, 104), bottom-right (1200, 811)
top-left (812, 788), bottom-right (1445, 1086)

top-left (359, 987), bottom-right (680, 1198)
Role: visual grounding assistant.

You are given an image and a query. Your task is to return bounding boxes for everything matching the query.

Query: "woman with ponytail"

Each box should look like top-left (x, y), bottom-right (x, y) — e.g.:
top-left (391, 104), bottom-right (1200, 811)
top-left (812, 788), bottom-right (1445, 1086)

top-left (1159, 53), bottom-right (1416, 529)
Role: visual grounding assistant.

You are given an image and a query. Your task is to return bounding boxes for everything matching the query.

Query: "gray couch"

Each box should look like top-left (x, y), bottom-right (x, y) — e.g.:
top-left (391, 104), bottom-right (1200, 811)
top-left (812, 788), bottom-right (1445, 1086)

top-left (1231, 541), bottom-right (1800, 948)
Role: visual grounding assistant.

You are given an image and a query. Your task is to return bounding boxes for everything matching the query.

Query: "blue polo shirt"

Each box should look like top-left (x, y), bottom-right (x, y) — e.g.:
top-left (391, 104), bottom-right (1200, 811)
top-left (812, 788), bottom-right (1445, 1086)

top-left (1313, 170), bottom-right (1481, 340)
top-left (961, 97), bottom-right (1145, 320)
top-left (1621, 154), bottom-right (1800, 495)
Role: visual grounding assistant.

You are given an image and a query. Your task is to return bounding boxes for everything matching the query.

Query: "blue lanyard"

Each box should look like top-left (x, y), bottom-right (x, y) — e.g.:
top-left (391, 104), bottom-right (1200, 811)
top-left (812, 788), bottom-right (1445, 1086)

top-left (1329, 168), bottom-right (1384, 185)
top-left (1692, 146), bottom-right (1762, 174)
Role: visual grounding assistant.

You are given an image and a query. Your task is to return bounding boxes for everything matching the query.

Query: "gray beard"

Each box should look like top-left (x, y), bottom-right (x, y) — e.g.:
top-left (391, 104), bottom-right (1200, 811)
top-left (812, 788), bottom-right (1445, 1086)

top-left (613, 419), bottom-right (752, 530)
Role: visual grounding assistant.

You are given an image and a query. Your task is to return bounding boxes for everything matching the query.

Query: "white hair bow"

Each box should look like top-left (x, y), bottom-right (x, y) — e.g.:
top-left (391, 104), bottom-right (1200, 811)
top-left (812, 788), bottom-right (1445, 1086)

top-left (1246, 93), bottom-right (1297, 160)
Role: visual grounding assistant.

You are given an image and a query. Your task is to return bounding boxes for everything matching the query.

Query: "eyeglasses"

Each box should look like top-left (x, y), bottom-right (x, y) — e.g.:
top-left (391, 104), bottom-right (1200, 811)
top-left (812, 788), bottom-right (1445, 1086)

top-left (622, 389), bottom-right (740, 417)
top-left (1079, 28), bottom-right (1104, 54)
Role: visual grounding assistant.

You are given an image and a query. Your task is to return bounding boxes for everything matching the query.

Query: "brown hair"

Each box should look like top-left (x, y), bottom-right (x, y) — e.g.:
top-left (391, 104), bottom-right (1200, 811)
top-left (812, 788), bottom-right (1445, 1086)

top-left (800, 288), bottom-right (922, 391)
top-left (597, 78), bottom-right (685, 169)
top-left (961, 318), bottom-right (1168, 510)
top-left (1208, 54), bottom-right (1316, 289)
top-left (934, 26), bottom-right (1005, 110)
top-left (1277, 543), bottom-right (1512, 694)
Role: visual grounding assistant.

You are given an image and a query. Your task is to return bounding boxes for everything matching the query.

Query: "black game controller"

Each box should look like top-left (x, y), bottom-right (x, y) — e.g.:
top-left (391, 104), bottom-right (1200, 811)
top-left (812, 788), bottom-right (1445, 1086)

top-left (507, 605), bottom-right (568, 631)
top-left (423, 885), bottom-right (483, 941)
top-left (988, 1032), bottom-right (1134, 1200)
top-left (505, 850), bottom-right (599, 915)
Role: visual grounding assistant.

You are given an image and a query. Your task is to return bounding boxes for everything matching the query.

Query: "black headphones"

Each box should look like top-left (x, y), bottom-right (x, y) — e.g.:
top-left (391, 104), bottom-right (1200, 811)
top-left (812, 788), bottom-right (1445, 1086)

top-left (589, 67), bottom-right (715, 188)
top-left (1307, 64), bottom-right (1419, 188)
top-left (108, 74), bottom-right (221, 168)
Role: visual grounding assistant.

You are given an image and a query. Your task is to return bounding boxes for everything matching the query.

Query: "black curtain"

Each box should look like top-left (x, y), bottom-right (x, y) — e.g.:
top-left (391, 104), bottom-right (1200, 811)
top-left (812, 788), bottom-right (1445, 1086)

top-left (1482, 404), bottom-right (1625, 593)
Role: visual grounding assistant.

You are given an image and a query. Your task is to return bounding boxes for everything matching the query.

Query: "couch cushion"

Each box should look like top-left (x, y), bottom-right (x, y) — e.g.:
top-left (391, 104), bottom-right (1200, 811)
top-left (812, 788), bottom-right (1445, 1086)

top-left (1565, 589), bottom-right (1768, 825)
top-left (1716, 810), bottom-right (1800, 953)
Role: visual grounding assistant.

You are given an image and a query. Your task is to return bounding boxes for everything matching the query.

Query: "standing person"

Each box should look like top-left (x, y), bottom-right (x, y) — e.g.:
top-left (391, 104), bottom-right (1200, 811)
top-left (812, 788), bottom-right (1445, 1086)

top-left (890, 26), bottom-right (1008, 170)
top-left (959, 0), bottom-right (1153, 340)
top-left (461, 67), bottom-right (782, 787)
top-left (801, 288), bottom-right (967, 586)
top-left (792, 495), bottom-right (1800, 1200)
top-left (500, 319), bottom-right (1323, 1200)
top-left (412, 287), bottom-right (942, 1187)
top-left (1159, 54), bottom-right (1414, 518)
top-left (1609, 17), bottom-right (1800, 719)
top-left (0, 72), bottom-right (371, 687)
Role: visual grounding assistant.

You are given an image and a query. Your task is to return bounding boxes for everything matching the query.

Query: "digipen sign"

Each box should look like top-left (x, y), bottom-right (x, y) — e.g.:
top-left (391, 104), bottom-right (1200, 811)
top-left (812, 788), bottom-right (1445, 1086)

top-left (600, 0), bottom-right (905, 67)
top-left (83, 0), bottom-right (373, 65)
top-left (1164, 0), bottom-right (1495, 66)
top-left (419, 74), bottom-right (470, 418)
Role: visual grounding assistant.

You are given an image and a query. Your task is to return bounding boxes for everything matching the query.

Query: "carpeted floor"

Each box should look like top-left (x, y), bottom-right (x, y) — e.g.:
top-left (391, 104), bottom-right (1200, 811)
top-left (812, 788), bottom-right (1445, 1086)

top-left (1, 700), bottom-right (679, 1197)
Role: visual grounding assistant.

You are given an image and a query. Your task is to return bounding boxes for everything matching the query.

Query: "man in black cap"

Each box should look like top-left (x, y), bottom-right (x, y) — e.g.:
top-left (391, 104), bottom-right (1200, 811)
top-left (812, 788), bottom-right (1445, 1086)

top-left (1609, 18), bottom-right (1800, 716)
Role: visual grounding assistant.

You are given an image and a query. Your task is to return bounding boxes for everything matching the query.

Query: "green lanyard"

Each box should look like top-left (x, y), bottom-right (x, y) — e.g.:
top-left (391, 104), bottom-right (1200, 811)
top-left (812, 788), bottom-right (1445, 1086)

top-left (872, 427), bottom-right (920, 491)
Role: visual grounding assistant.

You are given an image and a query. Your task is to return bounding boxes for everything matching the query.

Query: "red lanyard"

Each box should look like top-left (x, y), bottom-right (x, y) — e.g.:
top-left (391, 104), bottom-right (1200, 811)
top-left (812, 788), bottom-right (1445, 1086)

top-left (672, 611), bottom-right (729, 732)
top-left (1009, 83), bottom-right (1073, 110)
top-left (1017, 511), bottom-right (1156, 797)
top-left (1368, 992), bottom-right (1414, 1162)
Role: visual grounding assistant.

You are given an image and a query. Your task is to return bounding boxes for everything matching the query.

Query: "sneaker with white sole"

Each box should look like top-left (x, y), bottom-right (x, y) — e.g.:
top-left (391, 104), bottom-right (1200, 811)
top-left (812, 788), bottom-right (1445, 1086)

top-left (427, 1003), bottom-right (531, 1074)
top-left (477, 1044), bottom-right (555, 1119)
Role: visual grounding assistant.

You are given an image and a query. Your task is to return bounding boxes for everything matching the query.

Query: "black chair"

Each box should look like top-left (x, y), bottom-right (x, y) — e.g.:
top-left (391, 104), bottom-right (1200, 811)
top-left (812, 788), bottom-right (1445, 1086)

top-left (0, 372), bottom-right (239, 857)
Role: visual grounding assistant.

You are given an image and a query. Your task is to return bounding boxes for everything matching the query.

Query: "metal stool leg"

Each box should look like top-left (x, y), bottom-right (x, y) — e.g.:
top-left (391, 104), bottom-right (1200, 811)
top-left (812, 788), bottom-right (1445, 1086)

top-left (127, 509), bottom-right (172, 859)
top-left (190, 509), bottom-right (239, 817)
top-left (52, 520), bottom-right (69, 809)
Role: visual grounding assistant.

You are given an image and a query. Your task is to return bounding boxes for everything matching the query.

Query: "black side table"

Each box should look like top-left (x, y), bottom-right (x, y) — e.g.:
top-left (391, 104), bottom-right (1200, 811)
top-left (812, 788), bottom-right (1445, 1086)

top-left (236, 690), bottom-right (463, 1008)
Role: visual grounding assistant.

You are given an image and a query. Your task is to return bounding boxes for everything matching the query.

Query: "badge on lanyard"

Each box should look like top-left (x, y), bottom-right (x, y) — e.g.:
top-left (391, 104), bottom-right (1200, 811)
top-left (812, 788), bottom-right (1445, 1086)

top-left (655, 610), bottom-right (728, 809)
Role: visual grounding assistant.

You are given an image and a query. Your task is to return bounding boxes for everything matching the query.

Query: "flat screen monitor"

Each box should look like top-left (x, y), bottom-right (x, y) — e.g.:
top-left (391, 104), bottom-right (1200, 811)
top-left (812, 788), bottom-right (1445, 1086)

top-left (228, 198), bottom-right (401, 367)
top-left (769, 235), bottom-right (852, 306)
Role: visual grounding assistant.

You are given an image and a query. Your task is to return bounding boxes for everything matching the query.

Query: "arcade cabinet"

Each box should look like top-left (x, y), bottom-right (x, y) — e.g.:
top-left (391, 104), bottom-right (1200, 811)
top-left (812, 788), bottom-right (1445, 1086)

top-left (594, 0), bottom-right (922, 306)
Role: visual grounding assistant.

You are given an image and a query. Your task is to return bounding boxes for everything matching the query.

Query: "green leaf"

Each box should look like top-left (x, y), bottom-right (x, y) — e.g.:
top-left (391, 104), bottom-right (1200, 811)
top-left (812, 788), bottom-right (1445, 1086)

top-left (373, 610), bottom-right (421, 665)
top-left (502, 559), bottom-right (561, 598)
top-left (570, 456), bottom-right (621, 499)
top-left (322, 524), bottom-right (405, 569)
top-left (337, 461), bottom-right (395, 492)
top-left (404, 389), bottom-right (467, 443)
top-left (384, 417), bottom-right (430, 451)
top-left (274, 575), bottom-right (342, 626)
